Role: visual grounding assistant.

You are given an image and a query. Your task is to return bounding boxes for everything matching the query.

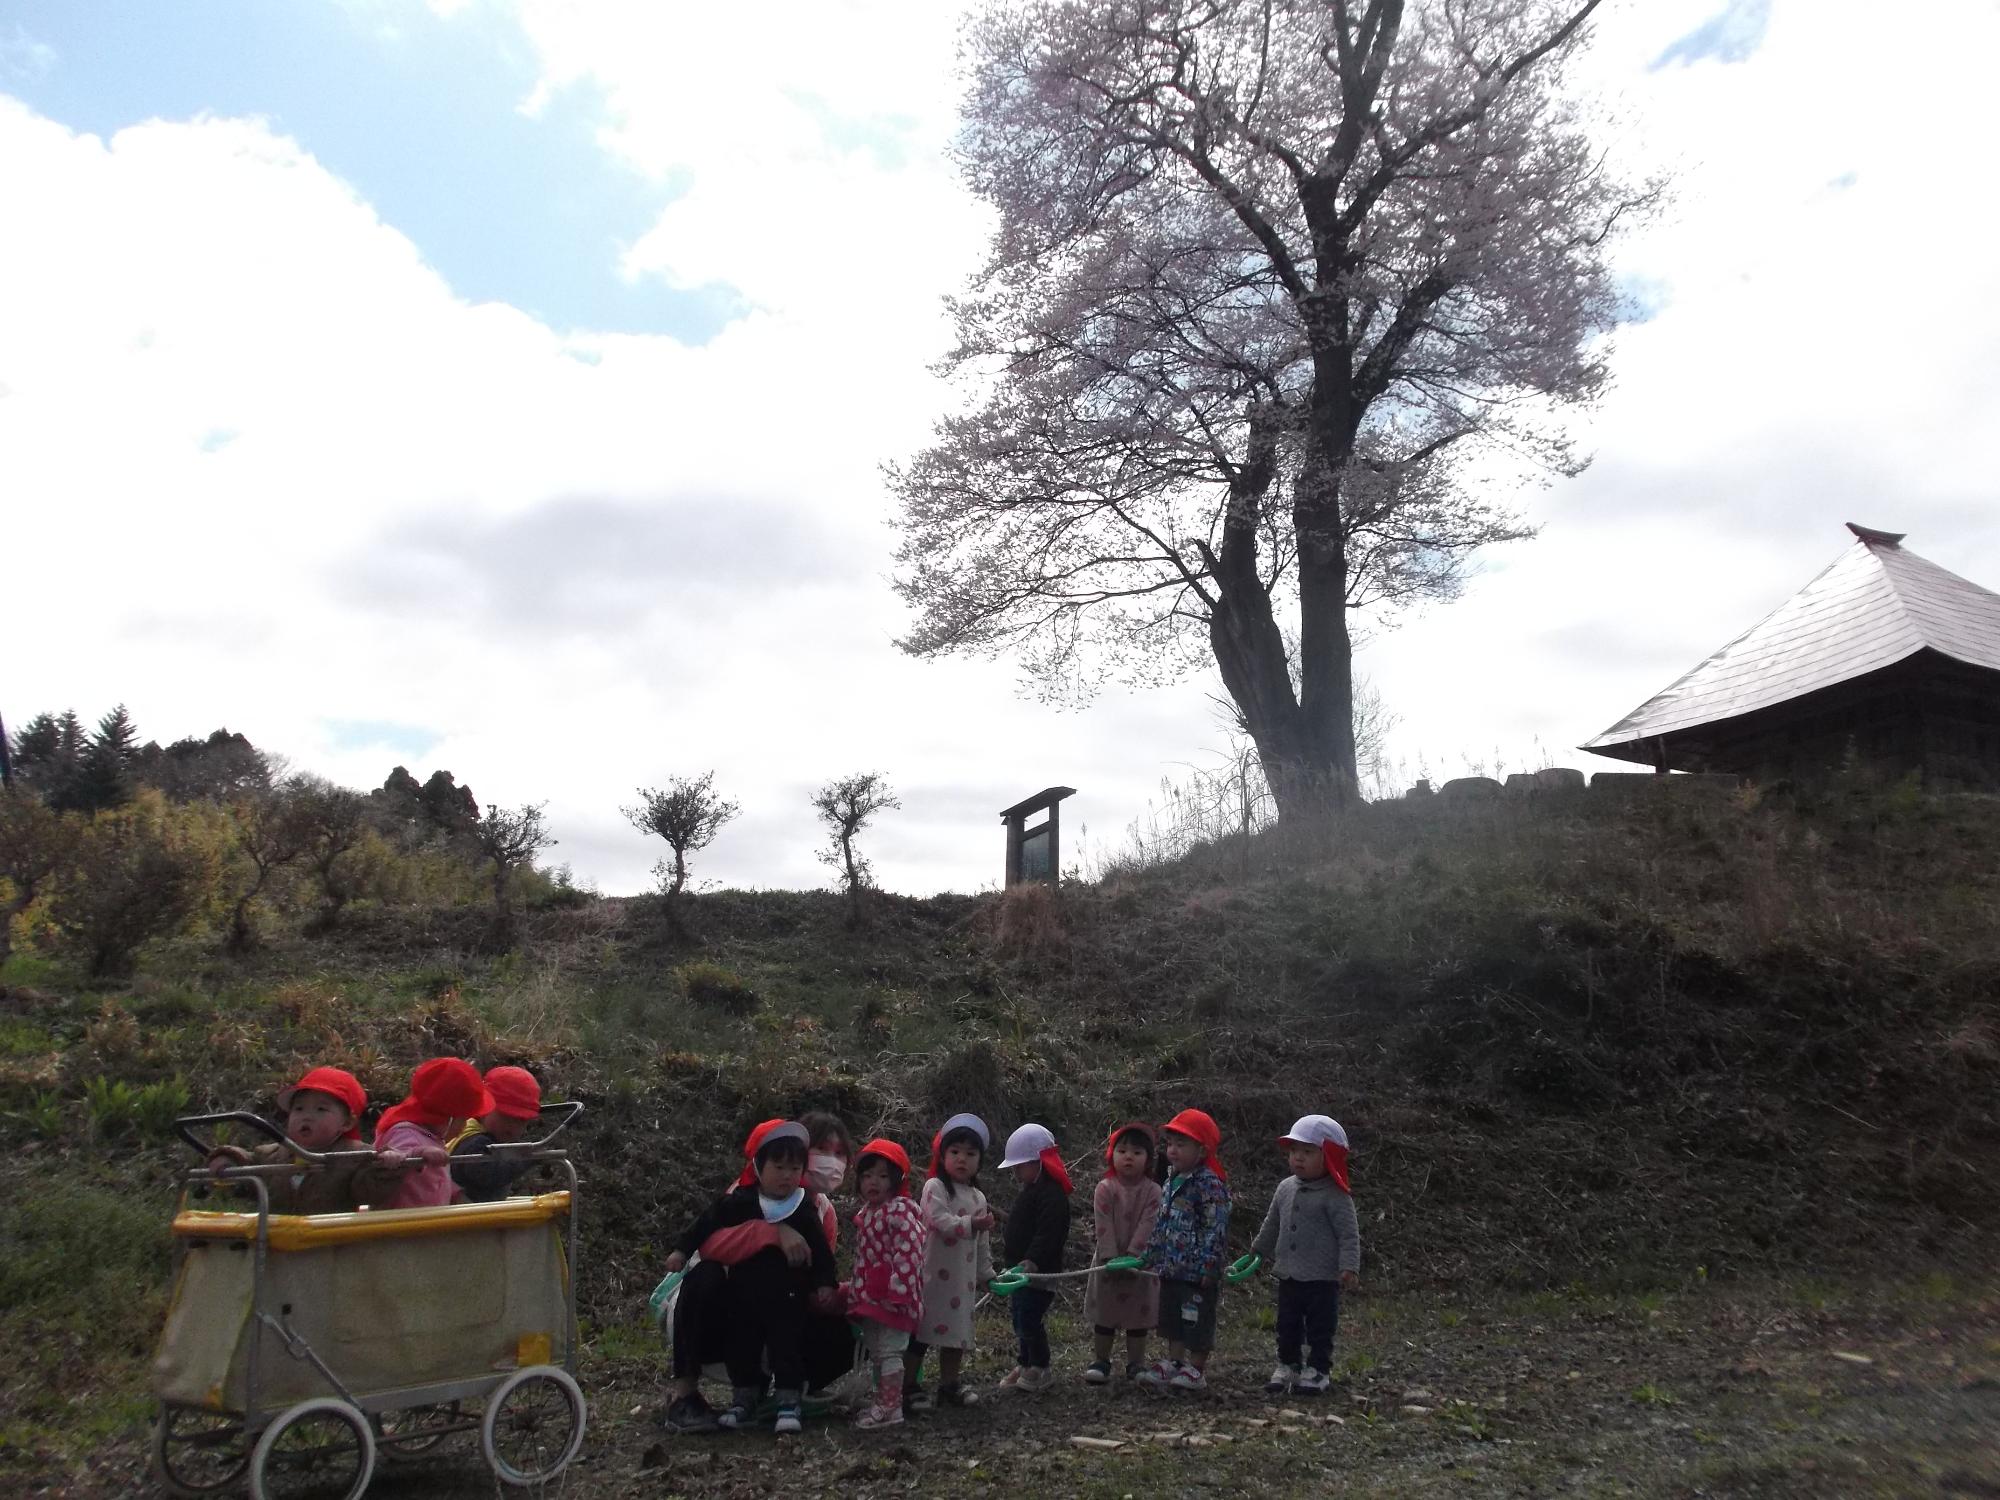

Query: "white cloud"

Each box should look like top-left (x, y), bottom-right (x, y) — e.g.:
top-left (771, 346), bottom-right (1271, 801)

top-left (4, 0), bottom-right (1996, 898)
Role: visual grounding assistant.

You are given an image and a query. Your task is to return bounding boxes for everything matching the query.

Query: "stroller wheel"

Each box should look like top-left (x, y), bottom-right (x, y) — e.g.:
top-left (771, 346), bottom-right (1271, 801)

top-left (154, 1405), bottom-right (250, 1496)
top-left (249, 1397), bottom-right (375, 1500)
top-left (481, 1365), bottom-right (587, 1486)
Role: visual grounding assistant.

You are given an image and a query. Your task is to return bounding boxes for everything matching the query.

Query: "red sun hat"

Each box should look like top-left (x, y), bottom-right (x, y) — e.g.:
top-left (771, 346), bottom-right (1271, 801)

top-left (373, 1057), bottom-right (494, 1141)
top-left (484, 1066), bottom-right (542, 1121)
top-left (855, 1137), bottom-right (913, 1196)
top-left (1162, 1107), bottom-right (1227, 1181)
top-left (276, 1066), bottom-right (367, 1141)
top-left (735, 1118), bottom-right (789, 1187)
top-left (1277, 1114), bottom-right (1351, 1193)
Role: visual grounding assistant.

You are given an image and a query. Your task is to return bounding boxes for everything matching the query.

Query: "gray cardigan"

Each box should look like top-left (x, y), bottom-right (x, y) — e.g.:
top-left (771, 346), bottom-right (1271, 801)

top-left (1251, 1174), bottom-right (1361, 1281)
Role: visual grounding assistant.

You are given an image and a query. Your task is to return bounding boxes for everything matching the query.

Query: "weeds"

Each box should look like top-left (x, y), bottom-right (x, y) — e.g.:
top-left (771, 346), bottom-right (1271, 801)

top-left (678, 961), bottom-right (759, 1015)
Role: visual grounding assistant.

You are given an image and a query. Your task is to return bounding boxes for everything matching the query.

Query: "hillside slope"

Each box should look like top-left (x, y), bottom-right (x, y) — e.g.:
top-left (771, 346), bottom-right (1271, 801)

top-left (3, 781), bottom-right (1997, 1491)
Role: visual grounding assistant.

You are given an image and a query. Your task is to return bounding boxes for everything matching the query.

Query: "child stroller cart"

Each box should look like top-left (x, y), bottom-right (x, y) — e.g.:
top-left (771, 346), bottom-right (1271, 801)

top-left (152, 1104), bottom-right (586, 1498)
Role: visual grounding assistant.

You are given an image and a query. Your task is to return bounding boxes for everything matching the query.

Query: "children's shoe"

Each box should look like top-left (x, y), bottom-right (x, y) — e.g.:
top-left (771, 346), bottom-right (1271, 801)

top-left (933, 1384), bottom-right (979, 1408)
top-left (1084, 1361), bottom-right (1112, 1385)
top-left (714, 1403), bottom-right (752, 1431)
top-left (1265, 1363), bottom-right (1297, 1395)
top-left (661, 1393), bottom-right (718, 1433)
top-left (1125, 1361), bottom-right (1148, 1382)
top-left (773, 1403), bottom-right (803, 1435)
top-left (857, 1370), bottom-right (905, 1429)
top-left (1293, 1368), bottom-right (1331, 1395)
top-left (1134, 1358), bottom-right (1181, 1387)
top-left (1018, 1366), bottom-right (1054, 1393)
top-left (996, 1365), bottom-right (1026, 1390)
top-left (903, 1383), bottom-right (929, 1414)
top-left (1168, 1365), bottom-right (1208, 1391)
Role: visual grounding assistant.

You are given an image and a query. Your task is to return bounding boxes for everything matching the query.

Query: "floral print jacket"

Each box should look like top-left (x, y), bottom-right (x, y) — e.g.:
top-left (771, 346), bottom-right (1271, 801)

top-left (1142, 1164), bottom-right (1232, 1284)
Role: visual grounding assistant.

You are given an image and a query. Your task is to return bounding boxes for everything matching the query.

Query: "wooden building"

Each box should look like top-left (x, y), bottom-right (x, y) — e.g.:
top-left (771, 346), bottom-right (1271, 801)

top-left (1582, 525), bottom-right (2000, 789)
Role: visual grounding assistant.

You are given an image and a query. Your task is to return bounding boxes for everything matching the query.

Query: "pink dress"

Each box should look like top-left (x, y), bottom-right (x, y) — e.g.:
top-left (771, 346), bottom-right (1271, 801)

top-left (374, 1121), bottom-right (454, 1208)
top-left (917, 1178), bottom-right (993, 1350)
top-left (846, 1196), bottom-right (927, 1333)
top-left (1083, 1174), bottom-right (1164, 1331)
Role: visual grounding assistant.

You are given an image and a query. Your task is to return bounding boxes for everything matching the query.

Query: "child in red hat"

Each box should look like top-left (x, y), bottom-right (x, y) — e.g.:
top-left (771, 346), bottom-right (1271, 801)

top-left (373, 1058), bottom-right (494, 1209)
top-left (1251, 1115), bottom-right (1360, 1397)
top-left (204, 1065), bottom-right (397, 1215)
top-left (843, 1138), bottom-right (926, 1428)
top-left (448, 1065), bottom-right (545, 1204)
top-left (1083, 1121), bottom-right (1163, 1384)
top-left (1137, 1108), bottom-right (1232, 1391)
top-left (668, 1122), bottom-right (838, 1436)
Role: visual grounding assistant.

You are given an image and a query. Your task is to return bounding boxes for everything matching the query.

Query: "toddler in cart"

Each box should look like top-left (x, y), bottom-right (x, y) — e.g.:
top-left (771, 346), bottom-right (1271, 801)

top-left (203, 1065), bottom-right (397, 1214)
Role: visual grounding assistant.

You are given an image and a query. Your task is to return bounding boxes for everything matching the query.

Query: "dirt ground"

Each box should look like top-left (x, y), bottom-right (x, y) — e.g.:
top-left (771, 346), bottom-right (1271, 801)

top-left (23, 1273), bottom-right (2000, 1499)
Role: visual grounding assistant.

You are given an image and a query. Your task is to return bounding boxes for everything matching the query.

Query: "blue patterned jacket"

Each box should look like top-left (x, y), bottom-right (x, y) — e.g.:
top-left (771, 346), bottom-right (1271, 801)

top-left (1142, 1164), bottom-right (1232, 1283)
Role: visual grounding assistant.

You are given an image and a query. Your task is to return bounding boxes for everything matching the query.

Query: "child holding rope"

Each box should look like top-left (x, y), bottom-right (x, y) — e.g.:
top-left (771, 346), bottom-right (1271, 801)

top-left (995, 1123), bottom-right (1072, 1393)
top-left (1137, 1108), bottom-right (1231, 1391)
top-left (911, 1112), bottom-right (996, 1409)
top-left (1252, 1115), bottom-right (1360, 1396)
top-left (1084, 1121), bottom-right (1163, 1383)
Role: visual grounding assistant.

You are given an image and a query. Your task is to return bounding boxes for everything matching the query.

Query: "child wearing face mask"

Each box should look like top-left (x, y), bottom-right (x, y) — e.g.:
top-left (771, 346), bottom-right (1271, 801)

top-left (799, 1110), bottom-right (852, 1244)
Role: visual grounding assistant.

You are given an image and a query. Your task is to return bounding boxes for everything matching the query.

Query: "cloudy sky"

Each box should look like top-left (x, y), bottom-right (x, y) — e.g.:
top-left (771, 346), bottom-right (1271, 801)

top-left (3, 0), bottom-right (1995, 896)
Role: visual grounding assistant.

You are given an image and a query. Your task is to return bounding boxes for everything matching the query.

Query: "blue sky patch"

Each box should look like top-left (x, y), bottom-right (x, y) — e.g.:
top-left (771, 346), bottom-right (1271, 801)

top-left (325, 718), bottom-right (441, 758)
top-left (1, 1), bottom-right (739, 342)
top-left (1651, 0), bottom-right (1772, 70)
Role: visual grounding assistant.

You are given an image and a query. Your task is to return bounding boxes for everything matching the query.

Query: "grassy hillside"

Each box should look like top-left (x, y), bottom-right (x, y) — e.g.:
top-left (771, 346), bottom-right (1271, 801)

top-left (3, 781), bottom-right (1997, 1493)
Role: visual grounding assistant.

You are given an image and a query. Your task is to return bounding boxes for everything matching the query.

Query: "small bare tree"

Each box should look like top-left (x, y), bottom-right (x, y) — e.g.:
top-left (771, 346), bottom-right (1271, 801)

top-left (474, 803), bottom-right (557, 935)
top-left (223, 785), bottom-right (311, 953)
top-left (811, 773), bottom-right (901, 926)
top-left (624, 774), bottom-right (739, 923)
top-left (291, 778), bottom-right (368, 930)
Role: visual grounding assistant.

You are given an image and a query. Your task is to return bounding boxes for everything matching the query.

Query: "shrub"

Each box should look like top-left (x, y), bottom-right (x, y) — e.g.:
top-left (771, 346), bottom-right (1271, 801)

top-left (133, 1078), bottom-right (192, 1140)
top-left (50, 795), bottom-right (220, 977)
top-left (679, 962), bottom-right (759, 1014)
top-left (83, 1076), bottom-right (139, 1141)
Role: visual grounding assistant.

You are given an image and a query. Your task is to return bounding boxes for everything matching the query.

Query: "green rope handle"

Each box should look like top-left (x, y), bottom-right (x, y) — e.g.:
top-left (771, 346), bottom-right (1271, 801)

top-left (989, 1265), bottom-right (1031, 1296)
top-left (1103, 1255), bottom-right (1145, 1272)
top-left (1224, 1252), bottom-right (1263, 1284)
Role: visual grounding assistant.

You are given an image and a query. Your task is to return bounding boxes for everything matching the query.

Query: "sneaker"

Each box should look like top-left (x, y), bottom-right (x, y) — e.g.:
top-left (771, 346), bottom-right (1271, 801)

top-left (662, 1394), bottom-right (718, 1433)
top-left (1125, 1362), bottom-right (1147, 1382)
top-left (933, 1384), bottom-right (980, 1408)
top-left (1265, 1363), bottom-right (1298, 1395)
top-left (996, 1366), bottom-right (1026, 1390)
top-left (854, 1398), bottom-right (904, 1430)
top-left (773, 1404), bottom-right (803, 1435)
top-left (1018, 1366), bottom-right (1054, 1393)
top-left (903, 1385), bottom-right (930, 1414)
top-left (714, 1403), bottom-right (751, 1431)
top-left (1084, 1361), bottom-right (1112, 1385)
top-left (1135, 1358), bottom-right (1180, 1388)
top-left (1293, 1368), bottom-right (1331, 1396)
top-left (1168, 1365), bottom-right (1208, 1391)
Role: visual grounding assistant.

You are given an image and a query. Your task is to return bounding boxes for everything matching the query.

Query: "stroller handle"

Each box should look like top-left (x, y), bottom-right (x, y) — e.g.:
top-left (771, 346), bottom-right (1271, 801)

top-left (174, 1111), bottom-right (378, 1166)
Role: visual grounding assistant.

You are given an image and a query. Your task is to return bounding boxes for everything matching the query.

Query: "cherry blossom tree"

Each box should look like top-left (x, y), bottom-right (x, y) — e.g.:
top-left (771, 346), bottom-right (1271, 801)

top-left (892, 0), bottom-right (1653, 816)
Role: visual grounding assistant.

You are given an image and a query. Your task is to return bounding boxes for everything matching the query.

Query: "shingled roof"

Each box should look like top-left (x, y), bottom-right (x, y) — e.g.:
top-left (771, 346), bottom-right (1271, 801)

top-left (1583, 524), bottom-right (2000, 758)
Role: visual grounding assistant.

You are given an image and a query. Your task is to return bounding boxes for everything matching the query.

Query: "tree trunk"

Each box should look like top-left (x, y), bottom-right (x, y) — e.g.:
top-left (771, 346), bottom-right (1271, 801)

top-left (1204, 400), bottom-right (1359, 822)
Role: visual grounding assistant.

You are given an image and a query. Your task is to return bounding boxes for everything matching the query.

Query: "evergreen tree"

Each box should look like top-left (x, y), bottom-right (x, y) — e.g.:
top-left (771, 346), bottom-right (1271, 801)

top-left (64, 705), bottom-right (139, 813)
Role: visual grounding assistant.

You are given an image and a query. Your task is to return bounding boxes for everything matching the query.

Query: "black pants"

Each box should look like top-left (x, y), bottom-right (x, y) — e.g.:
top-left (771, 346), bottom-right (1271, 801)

top-left (1276, 1279), bottom-right (1341, 1372)
top-left (721, 1252), bottom-right (809, 1393)
top-left (670, 1258), bottom-right (732, 1379)
top-left (1011, 1287), bottom-right (1054, 1368)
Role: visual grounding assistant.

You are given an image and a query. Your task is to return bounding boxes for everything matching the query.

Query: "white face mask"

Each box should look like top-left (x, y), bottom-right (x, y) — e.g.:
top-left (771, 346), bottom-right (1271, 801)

top-left (807, 1152), bottom-right (846, 1194)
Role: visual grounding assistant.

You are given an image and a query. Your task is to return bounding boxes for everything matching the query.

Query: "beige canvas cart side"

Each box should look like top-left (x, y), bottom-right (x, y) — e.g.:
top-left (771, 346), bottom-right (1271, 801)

top-left (151, 1108), bottom-right (586, 1500)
